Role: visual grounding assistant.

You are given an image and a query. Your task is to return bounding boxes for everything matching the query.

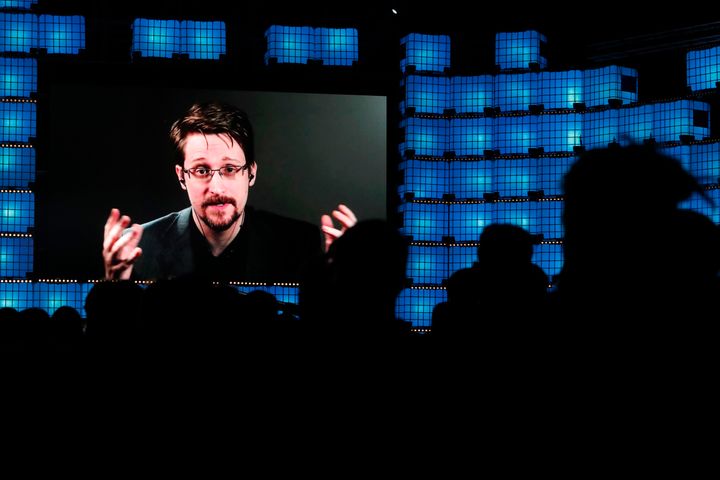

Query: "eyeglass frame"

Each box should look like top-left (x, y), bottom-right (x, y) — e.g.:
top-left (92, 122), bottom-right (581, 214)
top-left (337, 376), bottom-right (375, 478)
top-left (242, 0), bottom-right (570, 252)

top-left (181, 164), bottom-right (250, 181)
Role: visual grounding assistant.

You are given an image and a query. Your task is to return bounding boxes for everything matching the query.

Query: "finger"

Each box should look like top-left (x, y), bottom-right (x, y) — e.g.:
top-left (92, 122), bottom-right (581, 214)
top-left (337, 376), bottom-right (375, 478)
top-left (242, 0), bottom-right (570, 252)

top-left (337, 204), bottom-right (357, 224)
top-left (331, 210), bottom-right (354, 230)
top-left (108, 226), bottom-right (139, 259)
top-left (103, 215), bottom-right (131, 251)
top-left (321, 224), bottom-right (343, 239)
top-left (103, 208), bottom-right (120, 237)
top-left (321, 214), bottom-right (334, 228)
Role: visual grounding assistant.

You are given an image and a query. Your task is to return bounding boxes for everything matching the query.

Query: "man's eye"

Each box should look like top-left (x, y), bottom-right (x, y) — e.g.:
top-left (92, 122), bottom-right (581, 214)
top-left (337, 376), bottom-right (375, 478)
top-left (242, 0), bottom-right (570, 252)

top-left (193, 168), bottom-right (210, 176)
top-left (223, 166), bottom-right (239, 174)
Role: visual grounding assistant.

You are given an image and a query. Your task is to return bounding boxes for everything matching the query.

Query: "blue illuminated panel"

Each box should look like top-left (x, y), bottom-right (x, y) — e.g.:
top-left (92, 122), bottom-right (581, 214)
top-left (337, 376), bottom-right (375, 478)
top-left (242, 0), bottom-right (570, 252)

top-left (450, 160), bottom-right (493, 199)
top-left (400, 117), bottom-right (449, 157)
top-left (0, 12), bottom-right (36, 53)
top-left (407, 245), bottom-right (448, 285)
top-left (183, 20), bottom-right (225, 60)
top-left (494, 157), bottom-right (536, 197)
top-left (38, 15), bottom-right (85, 54)
top-left (0, 101), bottom-right (35, 142)
top-left (495, 115), bottom-right (538, 154)
top-left (679, 188), bottom-right (720, 224)
top-left (538, 112), bottom-right (582, 153)
top-left (400, 202), bottom-right (448, 242)
top-left (688, 143), bottom-right (720, 185)
top-left (235, 284), bottom-right (299, 306)
top-left (32, 282), bottom-right (85, 316)
top-left (583, 66), bottom-right (638, 108)
top-left (0, 190), bottom-right (33, 232)
top-left (495, 30), bottom-right (547, 70)
top-left (0, 235), bottom-right (32, 277)
top-left (400, 33), bottom-right (451, 73)
top-left (536, 200), bottom-right (563, 239)
top-left (687, 45), bottom-right (720, 92)
top-left (582, 109), bottom-right (619, 149)
top-left (533, 242), bottom-right (563, 279)
top-left (451, 75), bottom-right (494, 113)
top-left (495, 72), bottom-right (538, 112)
top-left (395, 287), bottom-right (447, 328)
top-left (450, 117), bottom-right (493, 156)
top-left (536, 155), bottom-right (575, 195)
top-left (264, 25), bottom-right (314, 64)
top-left (449, 203), bottom-right (493, 242)
top-left (0, 280), bottom-right (31, 310)
top-left (316, 27), bottom-right (357, 66)
top-left (653, 99), bottom-right (710, 143)
top-left (403, 75), bottom-right (449, 114)
top-left (449, 245), bottom-right (477, 275)
top-left (398, 159), bottom-right (448, 199)
top-left (620, 104), bottom-right (653, 144)
top-left (0, 1), bottom-right (38, 8)
top-left (494, 200), bottom-right (534, 233)
top-left (0, 57), bottom-right (36, 98)
top-left (538, 70), bottom-right (583, 109)
top-left (131, 18), bottom-right (181, 59)
top-left (0, 146), bottom-right (34, 187)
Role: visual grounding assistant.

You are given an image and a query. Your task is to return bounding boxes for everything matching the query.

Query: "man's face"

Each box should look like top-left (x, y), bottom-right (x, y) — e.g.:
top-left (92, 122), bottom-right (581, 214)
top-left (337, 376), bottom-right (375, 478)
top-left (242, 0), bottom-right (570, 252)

top-left (176, 132), bottom-right (257, 232)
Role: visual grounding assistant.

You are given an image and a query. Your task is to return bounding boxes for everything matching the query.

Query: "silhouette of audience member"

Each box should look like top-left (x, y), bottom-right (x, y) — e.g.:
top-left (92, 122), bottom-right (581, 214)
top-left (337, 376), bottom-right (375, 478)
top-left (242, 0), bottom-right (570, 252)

top-left (84, 280), bottom-right (144, 352)
top-left (551, 144), bottom-right (718, 354)
top-left (300, 219), bottom-right (413, 344)
top-left (431, 223), bottom-right (548, 346)
top-left (0, 307), bottom-right (23, 352)
top-left (49, 305), bottom-right (85, 352)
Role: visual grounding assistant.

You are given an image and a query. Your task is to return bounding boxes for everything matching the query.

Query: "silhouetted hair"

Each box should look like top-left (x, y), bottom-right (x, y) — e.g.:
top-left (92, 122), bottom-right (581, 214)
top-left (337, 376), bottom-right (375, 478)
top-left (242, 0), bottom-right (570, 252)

top-left (170, 102), bottom-right (255, 168)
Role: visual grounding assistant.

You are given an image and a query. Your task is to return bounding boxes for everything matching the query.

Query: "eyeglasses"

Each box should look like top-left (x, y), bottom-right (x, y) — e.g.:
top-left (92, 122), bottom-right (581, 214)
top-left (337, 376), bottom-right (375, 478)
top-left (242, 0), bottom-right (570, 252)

top-left (182, 164), bottom-right (249, 181)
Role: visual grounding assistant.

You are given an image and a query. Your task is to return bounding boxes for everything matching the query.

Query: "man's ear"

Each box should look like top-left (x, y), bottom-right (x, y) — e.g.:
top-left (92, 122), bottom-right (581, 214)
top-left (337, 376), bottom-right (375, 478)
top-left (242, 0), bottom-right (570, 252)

top-left (248, 164), bottom-right (257, 187)
top-left (176, 165), bottom-right (186, 190)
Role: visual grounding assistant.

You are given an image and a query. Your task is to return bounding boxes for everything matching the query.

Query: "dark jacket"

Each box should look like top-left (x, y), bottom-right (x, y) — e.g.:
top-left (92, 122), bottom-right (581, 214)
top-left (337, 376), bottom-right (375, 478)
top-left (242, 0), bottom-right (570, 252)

top-left (131, 206), bottom-right (323, 282)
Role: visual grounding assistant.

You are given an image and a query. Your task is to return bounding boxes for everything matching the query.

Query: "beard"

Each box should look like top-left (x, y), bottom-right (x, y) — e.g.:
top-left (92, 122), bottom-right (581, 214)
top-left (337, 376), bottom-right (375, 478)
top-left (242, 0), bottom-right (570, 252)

top-left (199, 196), bottom-right (241, 232)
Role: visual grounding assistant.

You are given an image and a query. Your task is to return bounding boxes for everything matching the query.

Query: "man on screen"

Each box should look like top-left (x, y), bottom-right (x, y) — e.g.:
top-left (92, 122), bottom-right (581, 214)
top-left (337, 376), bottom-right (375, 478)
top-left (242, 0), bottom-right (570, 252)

top-left (102, 101), bottom-right (356, 282)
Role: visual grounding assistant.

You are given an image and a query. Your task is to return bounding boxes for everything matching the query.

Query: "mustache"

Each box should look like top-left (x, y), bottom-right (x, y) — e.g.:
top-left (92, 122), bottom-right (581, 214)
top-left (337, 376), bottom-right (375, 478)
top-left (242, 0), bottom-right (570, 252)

top-left (202, 196), bottom-right (236, 209)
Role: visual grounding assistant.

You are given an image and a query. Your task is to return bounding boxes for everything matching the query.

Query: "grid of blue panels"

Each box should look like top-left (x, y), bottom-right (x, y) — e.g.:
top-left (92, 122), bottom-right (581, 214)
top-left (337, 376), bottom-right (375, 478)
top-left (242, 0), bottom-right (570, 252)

top-left (536, 155), bottom-right (576, 195)
top-left (450, 160), bottom-right (493, 199)
top-left (657, 99), bottom-right (710, 142)
top-left (679, 189), bottom-right (720, 224)
top-left (494, 200), bottom-right (534, 233)
top-left (33, 282), bottom-right (85, 316)
top-left (403, 75), bottom-right (449, 114)
top-left (407, 245), bottom-right (448, 285)
top-left (450, 117), bottom-right (493, 156)
top-left (0, 280), bottom-right (31, 309)
top-left (687, 45), bottom-right (720, 92)
top-left (0, 101), bottom-right (35, 141)
top-left (264, 25), bottom-right (314, 64)
top-left (495, 72), bottom-right (538, 112)
top-left (398, 159), bottom-right (448, 199)
top-left (235, 284), bottom-right (299, 306)
top-left (183, 20), bottom-right (226, 60)
top-left (583, 66), bottom-right (638, 108)
top-left (400, 117), bottom-right (449, 157)
top-left (0, 1), bottom-right (37, 8)
top-left (395, 287), bottom-right (447, 328)
top-left (0, 235), bottom-right (31, 277)
top-left (495, 31), bottom-right (547, 70)
top-left (687, 143), bottom-right (720, 185)
top-left (533, 242), bottom-right (563, 279)
top-left (495, 115), bottom-right (538, 154)
top-left (536, 200), bottom-right (563, 239)
top-left (539, 112), bottom-right (582, 152)
top-left (400, 33), bottom-right (450, 73)
top-left (132, 18), bottom-right (181, 59)
top-left (449, 203), bottom-right (493, 242)
top-left (0, 146), bottom-right (34, 187)
top-left (583, 109), bottom-right (619, 149)
top-left (495, 157), bottom-right (537, 196)
top-left (0, 12), bottom-right (36, 53)
top-left (452, 75), bottom-right (494, 113)
top-left (0, 190), bottom-right (33, 232)
top-left (0, 57), bottom-right (36, 97)
top-left (399, 202), bottom-right (447, 242)
top-left (38, 15), bottom-right (84, 54)
top-left (620, 103), bottom-right (653, 143)
top-left (538, 70), bottom-right (583, 109)
top-left (449, 245), bottom-right (478, 274)
top-left (315, 27), bottom-right (358, 66)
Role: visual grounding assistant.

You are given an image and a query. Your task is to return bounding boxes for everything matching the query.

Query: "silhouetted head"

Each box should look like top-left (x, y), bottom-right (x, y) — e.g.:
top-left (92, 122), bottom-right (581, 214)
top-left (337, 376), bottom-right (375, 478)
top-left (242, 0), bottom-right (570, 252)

top-left (477, 223), bottom-right (534, 268)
